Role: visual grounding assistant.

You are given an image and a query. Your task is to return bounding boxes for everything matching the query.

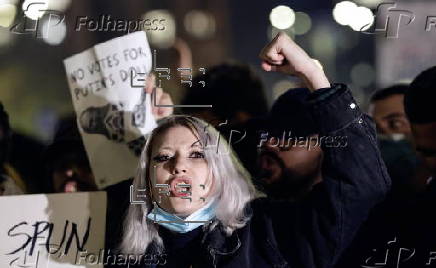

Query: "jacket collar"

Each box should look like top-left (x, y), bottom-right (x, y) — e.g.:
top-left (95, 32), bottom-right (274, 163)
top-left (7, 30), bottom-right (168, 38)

top-left (201, 220), bottom-right (241, 255)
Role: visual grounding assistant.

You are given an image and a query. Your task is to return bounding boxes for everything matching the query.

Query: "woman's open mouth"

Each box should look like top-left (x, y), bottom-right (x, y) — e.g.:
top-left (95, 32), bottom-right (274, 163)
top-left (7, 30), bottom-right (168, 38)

top-left (169, 177), bottom-right (192, 197)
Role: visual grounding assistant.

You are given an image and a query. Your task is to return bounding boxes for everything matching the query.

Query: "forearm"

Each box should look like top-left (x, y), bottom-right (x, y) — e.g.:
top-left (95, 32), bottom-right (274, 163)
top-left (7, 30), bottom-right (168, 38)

top-left (299, 66), bottom-right (330, 92)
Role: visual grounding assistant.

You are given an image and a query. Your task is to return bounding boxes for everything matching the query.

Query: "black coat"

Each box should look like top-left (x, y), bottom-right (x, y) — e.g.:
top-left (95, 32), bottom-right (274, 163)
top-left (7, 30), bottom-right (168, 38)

top-left (106, 84), bottom-right (391, 268)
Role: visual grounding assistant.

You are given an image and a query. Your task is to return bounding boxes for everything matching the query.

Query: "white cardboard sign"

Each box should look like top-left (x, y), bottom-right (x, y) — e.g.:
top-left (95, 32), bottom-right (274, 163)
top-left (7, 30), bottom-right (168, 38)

top-left (63, 31), bottom-right (156, 189)
top-left (0, 192), bottom-right (107, 268)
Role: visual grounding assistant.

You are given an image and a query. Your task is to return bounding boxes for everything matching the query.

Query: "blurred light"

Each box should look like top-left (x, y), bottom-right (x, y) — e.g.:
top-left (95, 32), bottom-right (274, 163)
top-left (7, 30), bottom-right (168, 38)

top-left (310, 29), bottom-right (335, 57)
top-left (47, 0), bottom-right (71, 12)
top-left (0, 3), bottom-right (16, 27)
top-left (143, 10), bottom-right (175, 49)
top-left (0, 0), bottom-right (19, 5)
top-left (268, 26), bottom-right (294, 41)
top-left (41, 17), bottom-right (66, 45)
top-left (348, 6), bottom-right (374, 31)
top-left (0, 0), bottom-right (18, 4)
top-left (269, 5), bottom-right (295, 30)
top-left (22, 0), bottom-right (48, 20)
top-left (184, 10), bottom-right (216, 39)
top-left (354, 0), bottom-right (383, 8)
top-left (350, 62), bottom-right (375, 87)
top-left (294, 12), bottom-right (312, 35)
top-left (333, 1), bottom-right (357, 26)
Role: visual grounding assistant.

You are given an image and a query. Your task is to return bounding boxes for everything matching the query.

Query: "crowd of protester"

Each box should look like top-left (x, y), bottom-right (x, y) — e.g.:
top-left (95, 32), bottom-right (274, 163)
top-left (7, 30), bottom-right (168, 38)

top-left (1, 31), bottom-right (436, 268)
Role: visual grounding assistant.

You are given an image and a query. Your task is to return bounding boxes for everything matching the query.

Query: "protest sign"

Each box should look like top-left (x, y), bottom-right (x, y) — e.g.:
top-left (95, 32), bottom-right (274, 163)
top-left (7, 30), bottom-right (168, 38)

top-left (63, 31), bottom-right (156, 188)
top-left (0, 192), bottom-right (107, 268)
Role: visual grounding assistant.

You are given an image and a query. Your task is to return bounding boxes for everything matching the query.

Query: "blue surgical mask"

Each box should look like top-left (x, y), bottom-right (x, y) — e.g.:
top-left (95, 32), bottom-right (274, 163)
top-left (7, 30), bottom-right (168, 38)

top-left (146, 199), bottom-right (216, 233)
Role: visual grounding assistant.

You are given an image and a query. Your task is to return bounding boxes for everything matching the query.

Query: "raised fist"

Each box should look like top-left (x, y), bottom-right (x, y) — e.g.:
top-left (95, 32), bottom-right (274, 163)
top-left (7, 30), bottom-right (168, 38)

top-left (259, 32), bottom-right (330, 91)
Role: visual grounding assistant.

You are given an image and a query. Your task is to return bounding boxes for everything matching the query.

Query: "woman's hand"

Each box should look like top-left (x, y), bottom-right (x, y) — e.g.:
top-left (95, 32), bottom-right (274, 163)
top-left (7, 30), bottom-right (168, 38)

top-left (259, 32), bottom-right (330, 92)
top-left (145, 73), bottom-right (174, 120)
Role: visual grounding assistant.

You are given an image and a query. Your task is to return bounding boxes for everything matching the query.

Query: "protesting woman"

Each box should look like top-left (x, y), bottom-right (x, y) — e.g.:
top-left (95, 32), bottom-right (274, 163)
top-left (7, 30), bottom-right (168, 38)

top-left (119, 32), bottom-right (390, 268)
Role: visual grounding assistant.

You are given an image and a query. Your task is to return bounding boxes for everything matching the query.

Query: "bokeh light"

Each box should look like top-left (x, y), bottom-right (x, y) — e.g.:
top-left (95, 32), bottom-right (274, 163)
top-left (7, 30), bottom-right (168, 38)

top-left (333, 1), bottom-right (374, 31)
top-left (348, 6), bottom-right (374, 31)
top-left (269, 5), bottom-right (295, 30)
top-left (0, 3), bottom-right (16, 28)
top-left (184, 10), bottom-right (216, 39)
top-left (294, 12), bottom-right (312, 35)
top-left (143, 9), bottom-right (176, 49)
top-left (310, 29), bottom-right (335, 57)
top-left (351, 62), bottom-right (375, 87)
top-left (333, 1), bottom-right (358, 26)
top-left (40, 17), bottom-right (66, 45)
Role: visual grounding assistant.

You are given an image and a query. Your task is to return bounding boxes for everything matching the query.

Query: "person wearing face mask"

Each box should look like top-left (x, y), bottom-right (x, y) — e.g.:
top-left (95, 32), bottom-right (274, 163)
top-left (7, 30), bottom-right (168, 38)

top-left (336, 85), bottom-right (429, 268)
top-left (112, 32), bottom-right (390, 268)
top-left (368, 85), bottom-right (429, 197)
top-left (337, 71), bottom-right (436, 268)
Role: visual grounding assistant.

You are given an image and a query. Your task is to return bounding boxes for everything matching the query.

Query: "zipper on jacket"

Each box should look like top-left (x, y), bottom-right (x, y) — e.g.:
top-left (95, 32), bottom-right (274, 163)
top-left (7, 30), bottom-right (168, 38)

top-left (209, 248), bottom-right (217, 268)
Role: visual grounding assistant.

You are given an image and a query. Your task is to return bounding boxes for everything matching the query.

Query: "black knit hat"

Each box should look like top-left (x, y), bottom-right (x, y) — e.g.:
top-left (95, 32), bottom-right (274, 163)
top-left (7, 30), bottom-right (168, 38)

top-left (257, 88), bottom-right (317, 138)
top-left (405, 66), bottom-right (436, 124)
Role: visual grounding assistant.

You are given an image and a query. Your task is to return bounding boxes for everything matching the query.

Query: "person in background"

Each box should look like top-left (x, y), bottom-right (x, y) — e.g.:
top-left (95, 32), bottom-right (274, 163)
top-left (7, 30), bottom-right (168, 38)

top-left (336, 86), bottom-right (422, 268)
top-left (0, 102), bottom-right (25, 196)
top-left (374, 65), bottom-right (436, 268)
top-left (369, 84), bottom-right (429, 196)
top-left (8, 131), bottom-right (45, 193)
top-left (369, 84), bottom-right (411, 137)
top-left (405, 67), bottom-right (436, 184)
top-left (42, 115), bottom-right (98, 193)
top-left (253, 88), bottom-right (325, 201)
top-left (181, 62), bottom-right (268, 125)
top-left (338, 67), bottom-right (436, 268)
top-left (398, 67), bottom-right (436, 264)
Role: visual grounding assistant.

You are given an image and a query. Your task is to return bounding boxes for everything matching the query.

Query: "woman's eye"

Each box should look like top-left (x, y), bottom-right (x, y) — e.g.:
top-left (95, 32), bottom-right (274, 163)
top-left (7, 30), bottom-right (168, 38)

top-left (153, 155), bottom-right (171, 162)
top-left (190, 151), bottom-right (205, 159)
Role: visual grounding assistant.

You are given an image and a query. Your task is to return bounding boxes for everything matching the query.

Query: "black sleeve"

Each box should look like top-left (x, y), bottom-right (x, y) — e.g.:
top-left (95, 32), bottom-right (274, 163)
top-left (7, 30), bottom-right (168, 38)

top-left (266, 84), bottom-right (391, 268)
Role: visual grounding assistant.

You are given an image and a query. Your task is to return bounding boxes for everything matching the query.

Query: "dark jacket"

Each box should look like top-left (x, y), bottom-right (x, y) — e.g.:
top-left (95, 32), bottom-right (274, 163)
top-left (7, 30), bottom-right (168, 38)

top-left (107, 84), bottom-right (391, 268)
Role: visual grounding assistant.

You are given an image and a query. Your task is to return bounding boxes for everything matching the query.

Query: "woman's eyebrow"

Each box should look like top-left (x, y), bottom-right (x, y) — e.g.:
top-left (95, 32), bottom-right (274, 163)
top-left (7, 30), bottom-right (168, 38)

top-left (191, 140), bottom-right (202, 147)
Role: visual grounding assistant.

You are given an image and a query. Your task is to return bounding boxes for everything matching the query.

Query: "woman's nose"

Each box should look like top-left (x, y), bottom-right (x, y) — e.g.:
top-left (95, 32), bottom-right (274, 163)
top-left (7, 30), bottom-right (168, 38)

top-left (172, 156), bottom-right (188, 174)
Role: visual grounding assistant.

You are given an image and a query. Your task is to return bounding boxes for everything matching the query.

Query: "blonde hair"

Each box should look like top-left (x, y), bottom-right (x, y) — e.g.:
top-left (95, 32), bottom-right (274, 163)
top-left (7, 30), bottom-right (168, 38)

top-left (119, 115), bottom-right (258, 254)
